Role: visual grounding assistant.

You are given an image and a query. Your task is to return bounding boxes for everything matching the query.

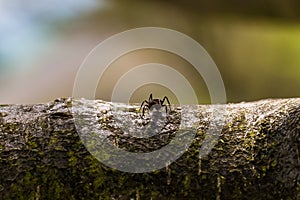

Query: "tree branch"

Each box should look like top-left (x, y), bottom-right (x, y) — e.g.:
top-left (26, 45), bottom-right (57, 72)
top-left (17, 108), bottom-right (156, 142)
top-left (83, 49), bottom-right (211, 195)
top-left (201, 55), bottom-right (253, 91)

top-left (0, 98), bottom-right (299, 199)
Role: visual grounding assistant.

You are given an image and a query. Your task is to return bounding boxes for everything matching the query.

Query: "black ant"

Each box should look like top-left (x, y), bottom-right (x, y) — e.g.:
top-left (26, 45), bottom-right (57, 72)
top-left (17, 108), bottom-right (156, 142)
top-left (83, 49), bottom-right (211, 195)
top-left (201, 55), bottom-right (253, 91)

top-left (139, 94), bottom-right (171, 117)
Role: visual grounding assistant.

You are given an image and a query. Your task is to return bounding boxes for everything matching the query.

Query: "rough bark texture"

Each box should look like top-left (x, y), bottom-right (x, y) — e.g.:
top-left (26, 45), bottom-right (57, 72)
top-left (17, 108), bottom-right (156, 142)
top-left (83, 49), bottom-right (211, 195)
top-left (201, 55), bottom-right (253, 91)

top-left (0, 98), bottom-right (299, 200)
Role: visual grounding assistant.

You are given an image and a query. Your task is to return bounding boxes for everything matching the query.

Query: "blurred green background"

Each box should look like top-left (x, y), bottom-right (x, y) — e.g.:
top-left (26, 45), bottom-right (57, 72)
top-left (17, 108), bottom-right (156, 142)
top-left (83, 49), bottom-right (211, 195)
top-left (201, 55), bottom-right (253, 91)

top-left (0, 0), bottom-right (299, 104)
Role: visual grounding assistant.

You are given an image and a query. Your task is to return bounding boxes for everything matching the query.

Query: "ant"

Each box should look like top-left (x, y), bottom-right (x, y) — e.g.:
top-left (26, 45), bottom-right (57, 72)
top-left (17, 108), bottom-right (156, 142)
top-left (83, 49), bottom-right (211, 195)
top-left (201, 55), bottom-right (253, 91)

top-left (139, 94), bottom-right (171, 117)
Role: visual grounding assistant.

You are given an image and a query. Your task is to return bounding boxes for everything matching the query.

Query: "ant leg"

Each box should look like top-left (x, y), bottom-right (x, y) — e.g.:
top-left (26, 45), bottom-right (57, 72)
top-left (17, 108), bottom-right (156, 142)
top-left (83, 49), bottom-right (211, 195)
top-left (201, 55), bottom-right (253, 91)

top-left (149, 93), bottom-right (153, 102)
top-left (162, 96), bottom-right (170, 105)
top-left (161, 104), bottom-right (168, 113)
top-left (142, 105), bottom-right (150, 117)
top-left (161, 96), bottom-right (171, 113)
top-left (139, 100), bottom-right (148, 112)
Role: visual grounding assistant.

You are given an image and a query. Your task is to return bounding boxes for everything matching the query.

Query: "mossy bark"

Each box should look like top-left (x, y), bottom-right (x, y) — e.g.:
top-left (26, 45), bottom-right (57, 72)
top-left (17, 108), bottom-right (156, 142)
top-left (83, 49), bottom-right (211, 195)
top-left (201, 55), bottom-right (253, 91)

top-left (0, 98), bottom-right (299, 199)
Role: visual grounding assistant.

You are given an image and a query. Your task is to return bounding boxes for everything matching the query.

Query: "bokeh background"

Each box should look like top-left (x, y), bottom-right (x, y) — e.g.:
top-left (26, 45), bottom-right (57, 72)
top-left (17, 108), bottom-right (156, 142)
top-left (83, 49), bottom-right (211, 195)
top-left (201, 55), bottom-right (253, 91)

top-left (1, 0), bottom-right (300, 104)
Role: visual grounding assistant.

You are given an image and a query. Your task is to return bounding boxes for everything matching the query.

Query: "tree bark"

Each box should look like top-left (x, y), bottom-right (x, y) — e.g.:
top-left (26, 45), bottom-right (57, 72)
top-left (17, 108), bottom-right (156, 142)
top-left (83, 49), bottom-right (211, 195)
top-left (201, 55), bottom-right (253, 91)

top-left (0, 98), bottom-right (299, 199)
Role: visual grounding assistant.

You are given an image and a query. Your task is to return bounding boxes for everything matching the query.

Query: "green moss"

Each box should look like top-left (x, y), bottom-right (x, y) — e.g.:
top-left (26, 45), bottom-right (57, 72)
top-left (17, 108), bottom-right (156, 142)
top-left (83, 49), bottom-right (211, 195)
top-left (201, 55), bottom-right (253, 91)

top-left (27, 140), bottom-right (38, 148)
top-left (183, 175), bottom-right (191, 193)
top-left (271, 160), bottom-right (277, 167)
top-left (4, 123), bottom-right (18, 132)
top-left (68, 151), bottom-right (77, 167)
top-left (49, 136), bottom-right (58, 146)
